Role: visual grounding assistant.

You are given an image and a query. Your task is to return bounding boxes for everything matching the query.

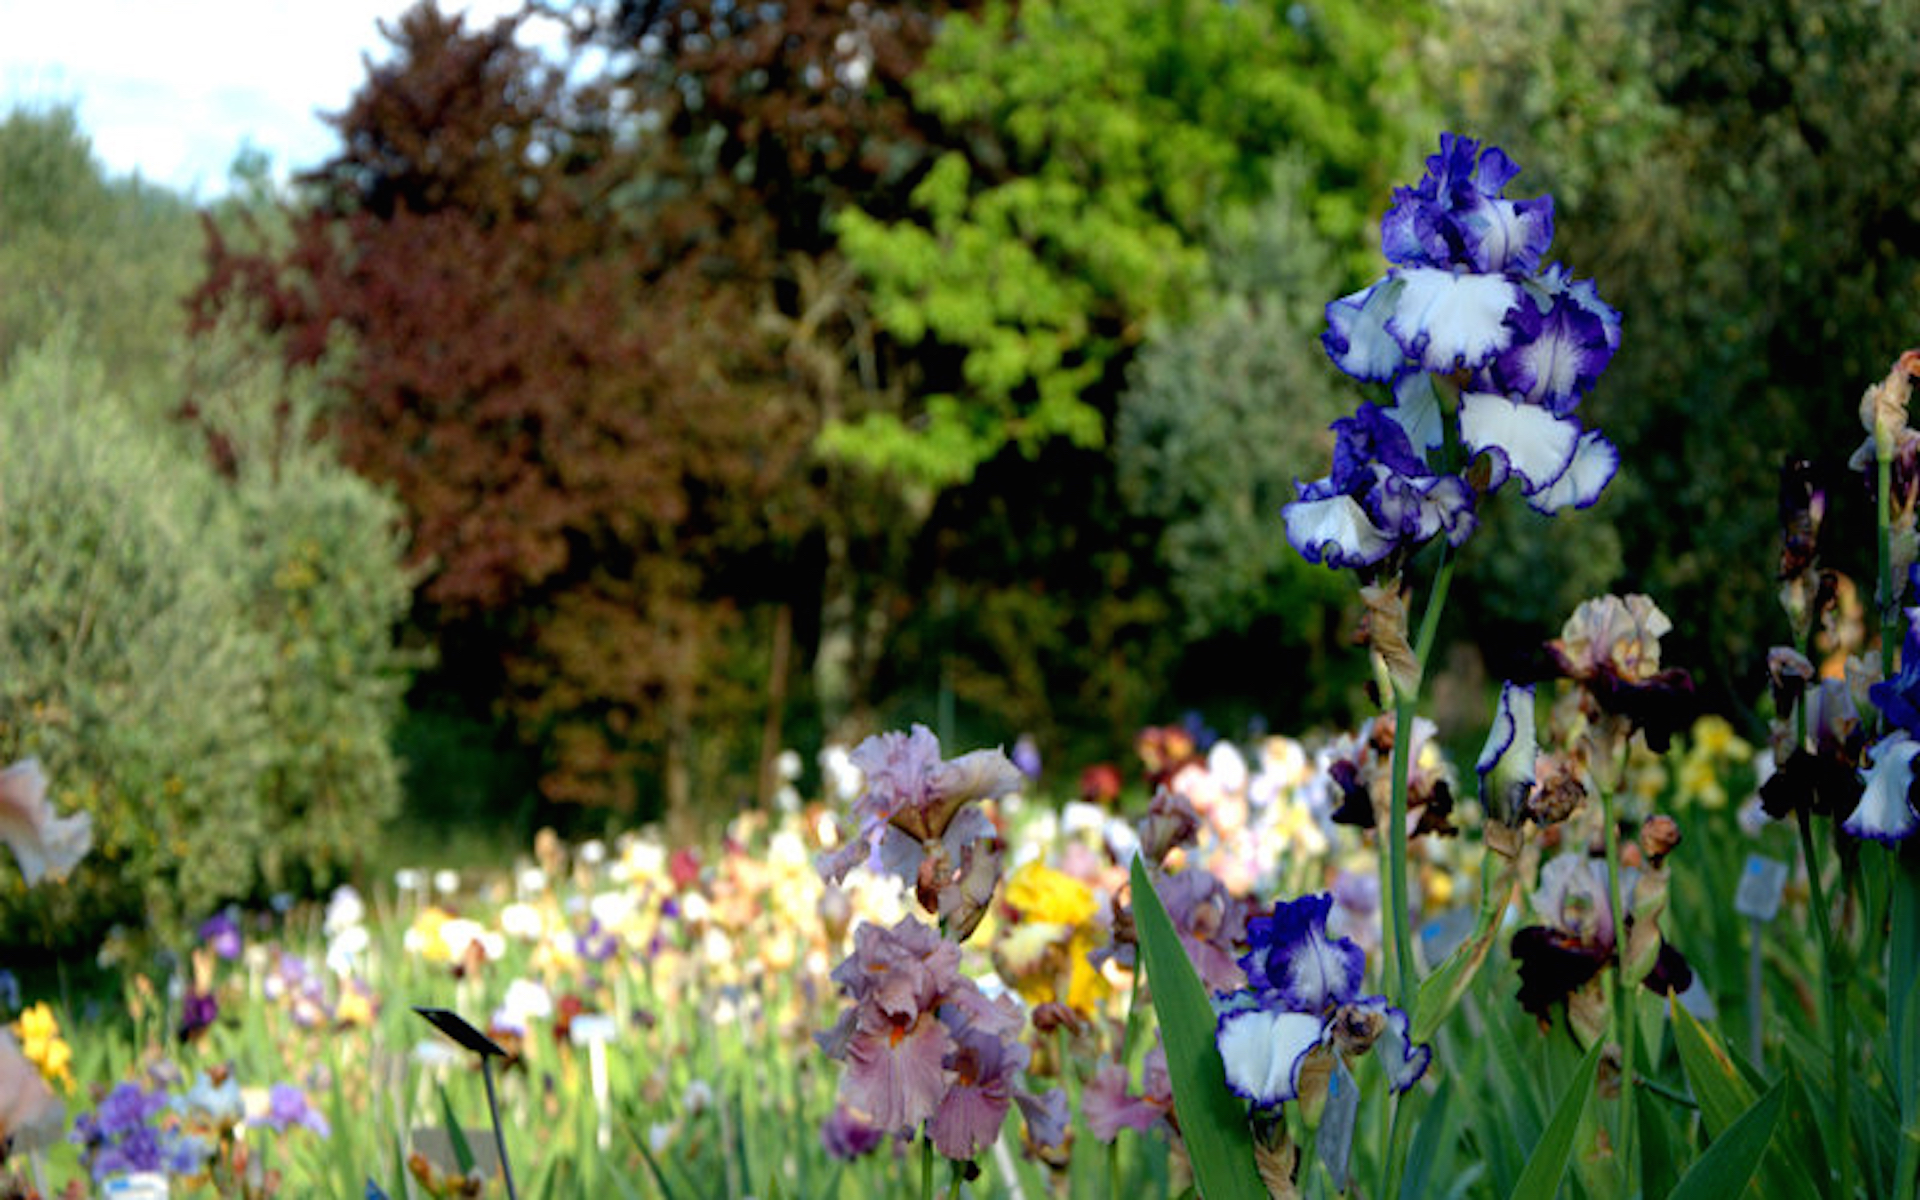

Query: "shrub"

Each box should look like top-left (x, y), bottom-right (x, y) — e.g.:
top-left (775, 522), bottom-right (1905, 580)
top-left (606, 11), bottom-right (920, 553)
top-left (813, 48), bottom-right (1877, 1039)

top-left (0, 328), bottom-right (415, 944)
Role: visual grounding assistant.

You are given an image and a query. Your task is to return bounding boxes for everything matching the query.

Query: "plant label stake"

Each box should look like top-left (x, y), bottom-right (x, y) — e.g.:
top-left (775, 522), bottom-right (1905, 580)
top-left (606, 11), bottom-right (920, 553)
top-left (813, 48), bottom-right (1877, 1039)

top-left (413, 1006), bottom-right (520, 1200)
top-left (1734, 855), bottom-right (1789, 1066)
top-left (570, 1013), bottom-right (618, 1151)
top-left (1316, 1057), bottom-right (1360, 1192)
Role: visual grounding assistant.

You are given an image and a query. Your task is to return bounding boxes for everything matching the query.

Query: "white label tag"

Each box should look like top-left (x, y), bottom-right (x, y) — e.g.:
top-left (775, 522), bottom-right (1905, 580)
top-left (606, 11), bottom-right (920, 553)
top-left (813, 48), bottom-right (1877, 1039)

top-left (1733, 854), bottom-right (1789, 922)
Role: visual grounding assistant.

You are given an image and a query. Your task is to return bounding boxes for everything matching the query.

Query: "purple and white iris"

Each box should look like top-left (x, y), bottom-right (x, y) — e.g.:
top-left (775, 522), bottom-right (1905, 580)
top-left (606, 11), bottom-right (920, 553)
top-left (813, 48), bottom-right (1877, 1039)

top-left (1214, 894), bottom-right (1429, 1111)
top-left (1854, 601), bottom-right (1920, 842)
top-left (1287, 134), bottom-right (1622, 571)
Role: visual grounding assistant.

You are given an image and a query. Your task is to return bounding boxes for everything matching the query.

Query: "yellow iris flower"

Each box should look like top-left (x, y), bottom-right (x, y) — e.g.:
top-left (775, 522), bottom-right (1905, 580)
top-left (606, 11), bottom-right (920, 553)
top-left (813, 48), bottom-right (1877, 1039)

top-left (14, 1002), bottom-right (73, 1091)
top-left (1001, 862), bottom-right (1111, 1013)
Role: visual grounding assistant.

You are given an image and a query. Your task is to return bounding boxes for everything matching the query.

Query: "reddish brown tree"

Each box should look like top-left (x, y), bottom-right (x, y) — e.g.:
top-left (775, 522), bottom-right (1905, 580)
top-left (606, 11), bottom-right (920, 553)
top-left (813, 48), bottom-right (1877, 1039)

top-left (566, 0), bottom-right (970, 741)
top-left (195, 3), bottom-right (807, 818)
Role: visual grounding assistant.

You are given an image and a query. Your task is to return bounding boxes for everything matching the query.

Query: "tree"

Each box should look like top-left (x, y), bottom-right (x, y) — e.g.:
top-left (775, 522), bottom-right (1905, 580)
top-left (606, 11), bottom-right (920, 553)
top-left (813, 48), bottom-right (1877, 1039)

top-left (197, 4), bottom-right (805, 820)
top-left (831, 0), bottom-right (1437, 489)
top-left (1115, 160), bottom-right (1366, 726)
top-left (0, 107), bottom-right (201, 395)
top-left (1429, 0), bottom-right (1920, 706)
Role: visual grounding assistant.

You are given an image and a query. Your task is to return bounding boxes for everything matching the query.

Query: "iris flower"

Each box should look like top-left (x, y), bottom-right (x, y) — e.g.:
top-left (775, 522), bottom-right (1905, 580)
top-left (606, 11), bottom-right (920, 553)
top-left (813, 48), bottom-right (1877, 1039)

top-left (1286, 134), bottom-right (1620, 574)
top-left (1510, 853), bottom-right (1694, 1044)
top-left (1851, 601), bottom-right (1920, 841)
top-left (1214, 895), bottom-right (1429, 1112)
top-left (1, 1029), bottom-right (63, 1157)
top-left (817, 724), bottom-right (1024, 939)
top-left (1549, 594), bottom-right (1697, 753)
top-left (0, 758), bottom-right (92, 886)
top-left (815, 916), bottom-right (1064, 1161)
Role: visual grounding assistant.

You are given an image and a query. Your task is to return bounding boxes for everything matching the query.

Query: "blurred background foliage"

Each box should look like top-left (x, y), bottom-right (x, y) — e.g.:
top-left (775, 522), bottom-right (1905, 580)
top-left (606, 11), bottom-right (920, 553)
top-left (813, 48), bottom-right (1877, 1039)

top-left (3, 0), bottom-right (1918, 937)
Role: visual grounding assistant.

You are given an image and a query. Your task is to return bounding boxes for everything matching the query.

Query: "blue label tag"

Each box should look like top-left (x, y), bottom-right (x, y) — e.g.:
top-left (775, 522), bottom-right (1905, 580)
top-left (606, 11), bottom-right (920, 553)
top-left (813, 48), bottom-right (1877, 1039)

top-left (1734, 854), bottom-right (1789, 922)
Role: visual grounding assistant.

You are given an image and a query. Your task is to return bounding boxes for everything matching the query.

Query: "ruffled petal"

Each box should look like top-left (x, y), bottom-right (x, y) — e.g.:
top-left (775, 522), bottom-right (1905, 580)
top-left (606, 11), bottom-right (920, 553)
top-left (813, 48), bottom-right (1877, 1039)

top-left (1386, 268), bottom-right (1520, 374)
top-left (1458, 393), bottom-right (1581, 494)
top-left (0, 759), bottom-right (92, 886)
top-left (1240, 893), bottom-right (1365, 1011)
top-left (1283, 491), bottom-right (1396, 569)
top-left (1848, 733), bottom-right (1920, 843)
top-left (1458, 195), bottom-right (1554, 274)
top-left (933, 749), bottom-right (1025, 808)
top-left (1215, 1007), bottom-right (1325, 1109)
top-left (1495, 284), bottom-right (1616, 412)
top-left (1528, 431), bottom-right (1619, 513)
top-left (1389, 372), bottom-right (1447, 453)
top-left (1323, 279), bottom-right (1407, 382)
top-left (1351, 996), bottom-right (1431, 1093)
top-left (839, 1011), bottom-right (954, 1133)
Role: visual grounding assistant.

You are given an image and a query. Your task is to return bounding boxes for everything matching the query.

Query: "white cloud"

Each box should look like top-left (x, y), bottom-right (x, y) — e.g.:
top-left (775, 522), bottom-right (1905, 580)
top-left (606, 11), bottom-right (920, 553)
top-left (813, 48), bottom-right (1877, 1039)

top-left (0, 0), bottom-right (552, 195)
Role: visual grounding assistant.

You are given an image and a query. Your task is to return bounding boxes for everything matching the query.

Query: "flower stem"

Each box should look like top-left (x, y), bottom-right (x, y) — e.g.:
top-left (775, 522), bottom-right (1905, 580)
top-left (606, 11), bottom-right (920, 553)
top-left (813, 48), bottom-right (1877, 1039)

top-left (1600, 768), bottom-right (1635, 1191)
top-left (1109, 962), bottom-right (1146, 1194)
top-left (1797, 806), bottom-right (1852, 1200)
top-left (1383, 548), bottom-right (1456, 1001)
top-left (921, 1130), bottom-right (936, 1200)
top-left (1386, 688), bottom-right (1419, 1001)
top-left (1880, 452), bottom-right (1899, 679)
top-left (1377, 547), bottom-right (1454, 1200)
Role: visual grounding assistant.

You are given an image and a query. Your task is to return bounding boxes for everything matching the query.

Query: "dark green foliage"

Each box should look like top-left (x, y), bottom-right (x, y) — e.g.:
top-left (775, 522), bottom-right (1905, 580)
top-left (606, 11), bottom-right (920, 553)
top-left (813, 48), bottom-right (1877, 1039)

top-left (0, 327), bottom-right (417, 942)
top-left (1434, 0), bottom-right (1920, 703)
top-left (177, 323), bottom-right (418, 894)
top-left (1116, 160), bottom-right (1367, 724)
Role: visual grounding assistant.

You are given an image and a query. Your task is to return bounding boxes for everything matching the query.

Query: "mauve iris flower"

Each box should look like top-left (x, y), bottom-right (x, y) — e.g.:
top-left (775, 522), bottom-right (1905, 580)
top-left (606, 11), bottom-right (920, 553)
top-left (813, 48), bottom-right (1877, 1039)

top-left (0, 758), bottom-right (92, 886)
top-left (1156, 867), bottom-right (1249, 994)
top-left (817, 724), bottom-right (1023, 939)
top-left (1083, 1044), bottom-right (1174, 1143)
top-left (820, 1103), bottom-right (886, 1160)
top-left (1287, 134), bottom-right (1620, 575)
top-left (816, 916), bottom-right (1062, 1161)
top-left (197, 911), bottom-right (243, 961)
top-left (1, 1028), bottom-right (64, 1156)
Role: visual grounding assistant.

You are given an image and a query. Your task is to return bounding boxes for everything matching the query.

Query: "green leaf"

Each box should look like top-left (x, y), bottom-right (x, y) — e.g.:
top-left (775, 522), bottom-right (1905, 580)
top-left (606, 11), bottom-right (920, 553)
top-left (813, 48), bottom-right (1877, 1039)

top-left (1675, 1001), bottom-right (1821, 1200)
top-left (1411, 867), bottom-right (1513, 1043)
top-left (1674, 1001), bottom-right (1759, 1136)
top-left (437, 1084), bottom-right (477, 1174)
top-left (1129, 856), bottom-right (1269, 1200)
top-left (1506, 1038), bottom-right (1604, 1200)
top-left (1668, 1081), bottom-right (1786, 1200)
top-left (629, 1128), bottom-right (690, 1200)
top-left (1399, 1075), bottom-right (1454, 1200)
top-left (1636, 1084), bottom-right (1682, 1199)
top-left (1891, 851), bottom-right (1920, 1119)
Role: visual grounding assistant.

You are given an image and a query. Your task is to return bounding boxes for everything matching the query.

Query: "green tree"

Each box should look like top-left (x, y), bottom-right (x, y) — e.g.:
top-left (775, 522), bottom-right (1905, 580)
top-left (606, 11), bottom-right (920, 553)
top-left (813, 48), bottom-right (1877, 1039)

top-left (0, 107), bottom-right (202, 396)
top-left (177, 321), bottom-right (418, 893)
top-left (831, 0), bottom-right (1435, 489)
top-left (1116, 160), bottom-right (1365, 724)
top-left (0, 335), bottom-right (269, 940)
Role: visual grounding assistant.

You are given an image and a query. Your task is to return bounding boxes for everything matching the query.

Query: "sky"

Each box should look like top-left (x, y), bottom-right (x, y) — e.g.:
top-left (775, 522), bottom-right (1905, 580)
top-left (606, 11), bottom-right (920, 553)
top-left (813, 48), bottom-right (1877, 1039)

top-left (0, 0), bottom-right (551, 197)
